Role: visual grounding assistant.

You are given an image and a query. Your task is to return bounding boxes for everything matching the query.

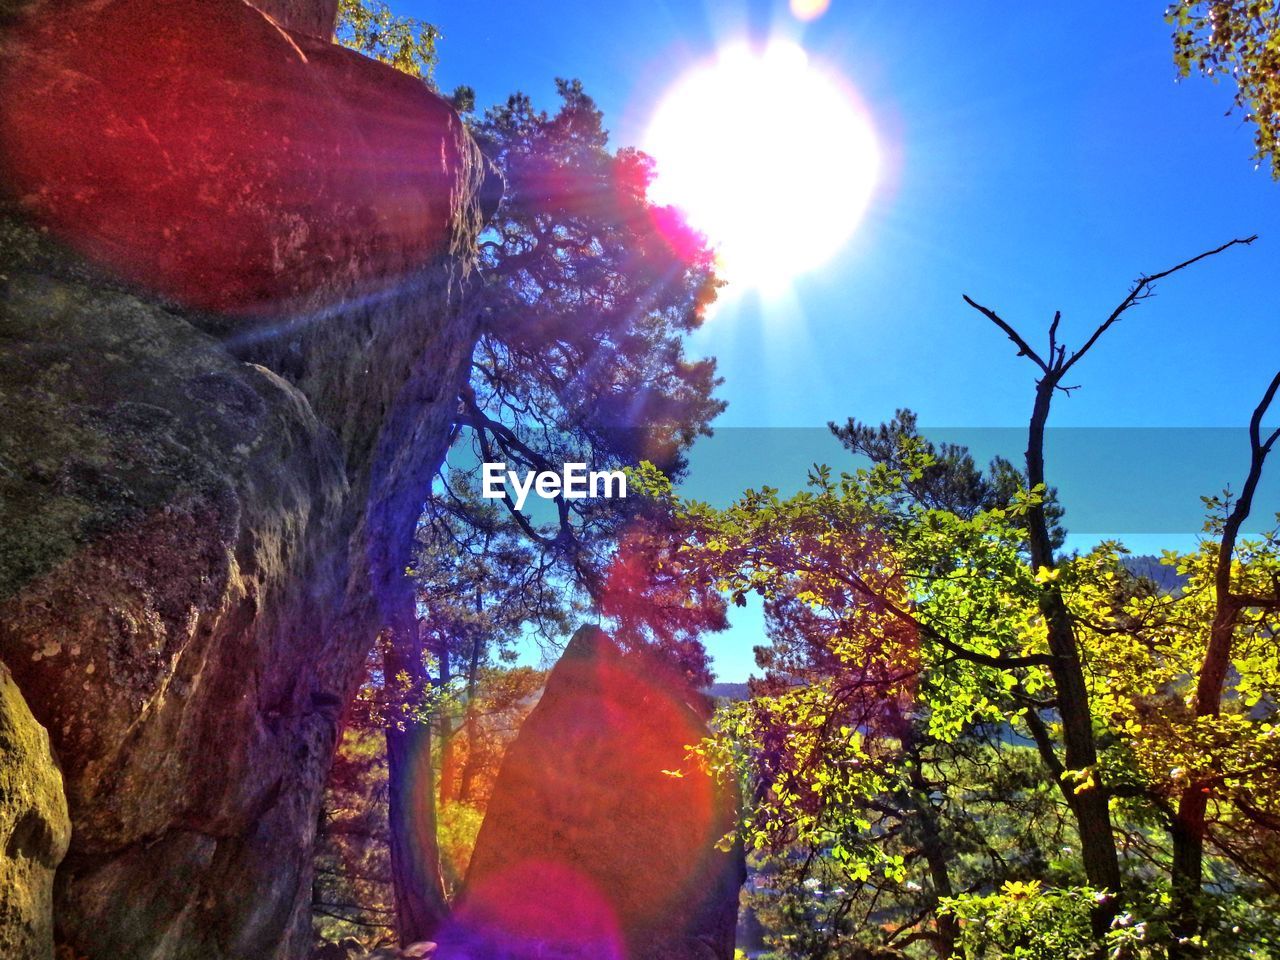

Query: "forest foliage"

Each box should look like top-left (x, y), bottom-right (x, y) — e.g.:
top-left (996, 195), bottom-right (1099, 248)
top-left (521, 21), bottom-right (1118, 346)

top-left (1168, 0), bottom-right (1280, 177)
top-left (621, 285), bottom-right (1280, 957)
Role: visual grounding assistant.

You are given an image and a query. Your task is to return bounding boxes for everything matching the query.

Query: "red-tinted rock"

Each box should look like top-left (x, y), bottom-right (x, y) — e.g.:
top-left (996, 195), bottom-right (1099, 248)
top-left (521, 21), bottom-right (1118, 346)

top-left (250, 0), bottom-right (338, 37)
top-left (0, 0), bottom-right (468, 316)
top-left (440, 627), bottom-right (745, 960)
top-left (0, 2), bottom-right (494, 956)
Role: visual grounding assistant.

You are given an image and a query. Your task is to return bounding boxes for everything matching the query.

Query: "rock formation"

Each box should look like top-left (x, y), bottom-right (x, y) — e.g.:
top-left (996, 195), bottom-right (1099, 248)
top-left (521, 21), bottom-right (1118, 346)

top-left (439, 626), bottom-right (745, 960)
top-left (0, 0), bottom-right (496, 956)
top-left (251, 0), bottom-right (339, 37)
top-left (0, 0), bottom-right (490, 318)
top-left (0, 663), bottom-right (71, 959)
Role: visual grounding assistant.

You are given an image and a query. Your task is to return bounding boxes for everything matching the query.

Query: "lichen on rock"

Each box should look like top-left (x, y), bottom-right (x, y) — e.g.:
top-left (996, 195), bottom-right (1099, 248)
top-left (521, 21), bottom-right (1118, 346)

top-left (0, 661), bottom-right (71, 960)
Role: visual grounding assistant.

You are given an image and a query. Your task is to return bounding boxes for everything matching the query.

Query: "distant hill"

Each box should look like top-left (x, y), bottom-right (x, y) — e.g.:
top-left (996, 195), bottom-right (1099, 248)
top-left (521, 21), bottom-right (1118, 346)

top-left (1121, 554), bottom-right (1188, 594)
top-left (706, 682), bottom-right (751, 701)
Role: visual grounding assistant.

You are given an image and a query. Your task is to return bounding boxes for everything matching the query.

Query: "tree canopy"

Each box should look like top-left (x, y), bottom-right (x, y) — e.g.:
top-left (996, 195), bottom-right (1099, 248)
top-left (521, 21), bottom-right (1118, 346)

top-left (335, 0), bottom-right (441, 81)
top-left (1169, 1), bottom-right (1280, 176)
top-left (621, 239), bottom-right (1279, 959)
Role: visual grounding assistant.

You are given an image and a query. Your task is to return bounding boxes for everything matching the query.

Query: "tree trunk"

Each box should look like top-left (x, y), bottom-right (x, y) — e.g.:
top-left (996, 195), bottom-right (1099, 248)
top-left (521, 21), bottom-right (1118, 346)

top-left (900, 724), bottom-right (959, 958)
top-left (455, 619), bottom-right (487, 804)
top-left (455, 708), bottom-right (481, 805)
top-left (436, 641), bottom-right (456, 809)
top-left (1169, 604), bottom-right (1239, 950)
top-left (962, 242), bottom-right (1261, 950)
top-left (1025, 380), bottom-right (1123, 925)
top-left (382, 617), bottom-right (449, 944)
top-left (1170, 372), bottom-right (1278, 945)
top-left (915, 804), bottom-right (960, 958)
top-left (437, 718), bottom-right (457, 809)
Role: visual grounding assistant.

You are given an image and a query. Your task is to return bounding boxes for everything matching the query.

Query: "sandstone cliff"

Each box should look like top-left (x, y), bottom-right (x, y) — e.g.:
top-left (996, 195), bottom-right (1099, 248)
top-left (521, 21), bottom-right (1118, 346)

top-left (0, 1), bottom-right (495, 956)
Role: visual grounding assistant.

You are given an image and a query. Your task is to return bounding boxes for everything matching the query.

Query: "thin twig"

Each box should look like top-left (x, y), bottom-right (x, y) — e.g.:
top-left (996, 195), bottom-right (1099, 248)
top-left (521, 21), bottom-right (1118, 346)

top-left (1061, 236), bottom-right (1257, 377)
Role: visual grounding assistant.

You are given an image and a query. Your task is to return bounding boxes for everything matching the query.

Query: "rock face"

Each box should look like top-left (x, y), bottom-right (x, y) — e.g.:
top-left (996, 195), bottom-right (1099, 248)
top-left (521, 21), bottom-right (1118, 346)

top-left (440, 627), bottom-right (745, 960)
top-left (0, 0), bottom-right (489, 317)
top-left (0, 662), bottom-right (71, 960)
top-left (250, 0), bottom-right (339, 37)
top-left (0, 1), bottom-right (496, 957)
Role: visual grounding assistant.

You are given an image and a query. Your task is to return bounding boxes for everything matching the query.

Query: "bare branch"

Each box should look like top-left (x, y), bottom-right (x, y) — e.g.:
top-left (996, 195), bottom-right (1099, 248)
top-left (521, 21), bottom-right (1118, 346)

top-left (1060, 236), bottom-right (1257, 377)
top-left (1048, 309), bottom-right (1062, 364)
top-left (464, 409), bottom-right (560, 550)
top-left (962, 295), bottom-right (1049, 372)
top-left (1021, 701), bottom-right (1067, 783)
top-left (1192, 369), bottom-right (1280, 724)
top-left (835, 567), bottom-right (1057, 670)
top-left (1217, 368), bottom-right (1280, 606)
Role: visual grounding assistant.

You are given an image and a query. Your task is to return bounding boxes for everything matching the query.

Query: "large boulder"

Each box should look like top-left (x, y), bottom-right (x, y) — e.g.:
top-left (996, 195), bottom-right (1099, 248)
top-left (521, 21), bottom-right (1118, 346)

top-left (0, 1), bottom-right (496, 956)
top-left (0, 0), bottom-right (493, 319)
top-left (0, 662), bottom-right (71, 960)
top-left (439, 627), bottom-right (745, 960)
top-left (249, 0), bottom-right (339, 37)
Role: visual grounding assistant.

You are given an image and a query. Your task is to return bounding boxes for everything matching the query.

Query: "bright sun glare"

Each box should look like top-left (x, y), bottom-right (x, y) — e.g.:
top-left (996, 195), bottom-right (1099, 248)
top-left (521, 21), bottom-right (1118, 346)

top-left (645, 42), bottom-right (880, 292)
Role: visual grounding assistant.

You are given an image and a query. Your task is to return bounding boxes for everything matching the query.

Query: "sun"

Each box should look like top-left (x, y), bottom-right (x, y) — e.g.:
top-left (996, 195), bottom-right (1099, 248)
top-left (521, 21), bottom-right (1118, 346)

top-left (645, 42), bottom-right (880, 292)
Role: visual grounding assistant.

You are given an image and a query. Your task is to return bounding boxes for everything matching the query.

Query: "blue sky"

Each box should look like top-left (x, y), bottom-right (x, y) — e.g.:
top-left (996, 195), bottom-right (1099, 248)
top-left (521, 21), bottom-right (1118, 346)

top-left (415, 1), bottom-right (1280, 679)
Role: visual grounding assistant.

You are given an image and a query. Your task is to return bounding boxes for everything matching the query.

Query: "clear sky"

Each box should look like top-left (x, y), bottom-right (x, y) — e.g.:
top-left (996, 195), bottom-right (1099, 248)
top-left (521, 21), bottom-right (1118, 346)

top-left (414, 1), bottom-right (1280, 679)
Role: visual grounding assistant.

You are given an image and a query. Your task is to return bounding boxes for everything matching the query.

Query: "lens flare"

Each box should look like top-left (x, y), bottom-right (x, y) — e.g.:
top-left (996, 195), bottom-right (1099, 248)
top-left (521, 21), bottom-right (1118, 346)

top-left (790, 0), bottom-right (831, 21)
top-left (448, 861), bottom-right (625, 960)
top-left (645, 41), bottom-right (879, 291)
